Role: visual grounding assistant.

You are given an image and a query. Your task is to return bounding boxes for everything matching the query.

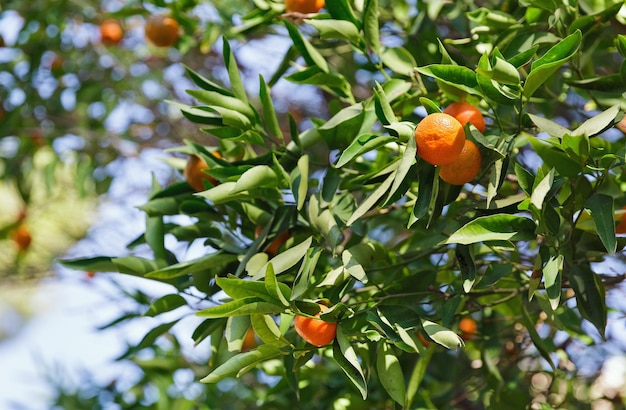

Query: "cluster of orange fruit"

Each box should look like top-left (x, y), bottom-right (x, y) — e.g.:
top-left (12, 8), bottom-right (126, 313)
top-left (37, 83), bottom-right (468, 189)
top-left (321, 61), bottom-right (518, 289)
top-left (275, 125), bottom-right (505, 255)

top-left (414, 102), bottom-right (485, 185)
top-left (98, 14), bottom-right (179, 48)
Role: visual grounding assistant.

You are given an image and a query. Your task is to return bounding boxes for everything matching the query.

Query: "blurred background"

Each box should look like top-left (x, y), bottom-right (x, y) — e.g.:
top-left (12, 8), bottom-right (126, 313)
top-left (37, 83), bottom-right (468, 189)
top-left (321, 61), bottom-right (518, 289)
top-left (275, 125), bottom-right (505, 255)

top-left (2, 0), bottom-right (626, 409)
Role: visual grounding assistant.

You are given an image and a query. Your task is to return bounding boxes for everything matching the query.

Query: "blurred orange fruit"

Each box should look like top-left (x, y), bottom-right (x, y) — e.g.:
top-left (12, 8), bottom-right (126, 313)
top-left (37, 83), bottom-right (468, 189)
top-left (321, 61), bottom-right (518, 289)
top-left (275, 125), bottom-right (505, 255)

top-left (254, 226), bottom-right (290, 256)
top-left (145, 15), bottom-right (179, 47)
top-left (241, 328), bottom-right (257, 351)
top-left (100, 19), bottom-right (124, 45)
top-left (294, 303), bottom-right (337, 347)
top-left (459, 317), bottom-right (477, 340)
top-left (12, 224), bottom-right (32, 252)
top-left (285, 0), bottom-right (325, 13)
top-left (184, 154), bottom-right (220, 192)
top-left (616, 205), bottom-right (626, 234)
top-left (414, 113), bottom-right (465, 166)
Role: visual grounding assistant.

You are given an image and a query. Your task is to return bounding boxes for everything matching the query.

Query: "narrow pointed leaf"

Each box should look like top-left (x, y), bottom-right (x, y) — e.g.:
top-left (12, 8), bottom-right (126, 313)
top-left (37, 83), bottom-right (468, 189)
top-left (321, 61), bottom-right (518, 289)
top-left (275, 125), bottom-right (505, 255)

top-left (200, 344), bottom-right (283, 383)
top-left (585, 193), bottom-right (616, 255)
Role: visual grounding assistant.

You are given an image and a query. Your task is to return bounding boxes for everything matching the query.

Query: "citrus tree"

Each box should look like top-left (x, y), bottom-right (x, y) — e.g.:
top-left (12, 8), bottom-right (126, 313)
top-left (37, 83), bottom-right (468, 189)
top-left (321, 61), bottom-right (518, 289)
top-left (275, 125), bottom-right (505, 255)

top-left (43, 0), bottom-right (626, 408)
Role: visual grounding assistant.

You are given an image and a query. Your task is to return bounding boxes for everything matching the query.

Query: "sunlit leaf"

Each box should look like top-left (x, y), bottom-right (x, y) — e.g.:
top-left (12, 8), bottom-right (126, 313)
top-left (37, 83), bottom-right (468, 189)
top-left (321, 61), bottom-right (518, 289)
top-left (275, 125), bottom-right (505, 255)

top-left (446, 214), bottom-right (537, 244)
top-left (332, 327), bottom-right (367, 399)
top-left (523, 30), bottom-right (582, 97)
top-left (421, 320), bottom-right (463, 349)
top-left (200, 344), bottom-right (283, 383)
top-left (376, 343), bottom-right (406, 405)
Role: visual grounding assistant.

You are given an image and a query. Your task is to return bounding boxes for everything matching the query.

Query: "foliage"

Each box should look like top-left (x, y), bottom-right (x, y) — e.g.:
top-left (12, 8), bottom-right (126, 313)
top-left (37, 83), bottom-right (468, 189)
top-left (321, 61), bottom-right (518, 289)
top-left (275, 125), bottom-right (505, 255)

top-left (4, 0), bottom-right (626, 408)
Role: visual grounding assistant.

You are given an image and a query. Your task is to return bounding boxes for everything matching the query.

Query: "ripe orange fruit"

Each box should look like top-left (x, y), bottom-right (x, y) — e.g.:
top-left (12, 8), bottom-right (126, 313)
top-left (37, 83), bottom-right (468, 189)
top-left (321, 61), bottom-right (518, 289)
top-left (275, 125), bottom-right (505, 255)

top-left (459, 317), bottom-right (477, 340)
top-left (145, 15), bottom-right (179, 47)
top-left (294, 303), bottom-right (337, 347)
top-left (100, 19), bottom-right (124, 45)
top-left (616, 205), bottom-right (626, 234)
top-left (285, 0), bottom-right (325, 13)
top-left (241, 328), bottom-right (257, 351)
top-left (12, 224), bottom-right (32, 252)
top-left (443, 101), bottom-right (486, 134)
top-left (184, 154), bottom-right (220, 192)
top-left (414, 113), bottom-right (465, 166)
top-left (438, 139), bottom-right (482, 185)
top-left (254, 226), bottom-right (290, 256)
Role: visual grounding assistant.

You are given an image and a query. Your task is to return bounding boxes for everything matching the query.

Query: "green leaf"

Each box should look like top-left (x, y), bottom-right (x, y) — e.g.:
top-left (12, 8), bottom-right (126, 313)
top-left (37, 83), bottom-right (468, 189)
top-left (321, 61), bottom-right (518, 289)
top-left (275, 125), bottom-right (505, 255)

top-left (421, 319), bottom-right (463, 349)
top-left (569, 265), bottom-right (607, 339)
top-left (617, 34), bottom-right (626, 58)
top-left (222, 37), bottom-right (248, 103)
top-left (476, 54), bottom-right (516, 105)
top-left (376, 343), bottom-right (406, 405)
top-left (529, 138), bottom-right (582, 177)
top-left (292, 247), bottom-right (322, 300)
top-left (196, 298), bottom-right (286, 317)
top-left (342, 243), bottom-right (374, 283)
top-left (521, 303), bottom-right (556, 372)
top-left (528, 114), bottom-right (570, 138)
top-left (291, 155), bottom-right (309, 211)
top-left (456, 244), bottom-right (476, 293)
top-left (217, 276), bottom-right (291, 304)
top-left (58, 256), bottom-right (121, 273)
top-left (265, 263), bottom-right (291, 307)
top-left (530, 168), bottom-right (554, 214)
top-left (225, 316), bottom-right (251, 352)
top-left (585, 193), bottom-right (616, 255)
top-left (130, 320), bottom-right (180, 354)
top-left (544, 254), bottom-right (563, 310)
top-left (144, 294), bottom-right (187, 317)
top-left (231, 165), bottom-right (278, 194)
top-left (318, 102), bottom-right (365, 150)
top-left (284, 20), bottom-right (329, 73)
top-left (384, 135), bottom-right (416, 206)
top-left (467, 8), bottom-right (517, 28)
top-left (416, 64), bottom-right (480, 96)
top-left (309, 196), bottom-right (343, 249)
top-left (380, 47), bottom-right (417, 76)
top-left (572, 105), bottom-right (620, 138)
top-left (347, 168), bottom-right (397, 226)
top-left (523, 30), bottom-right (582, 98)
top-left (333, 327), bottom-right (367, 399)
top-left (200, 344), bottom-right (283, 383)
top-left (251, 236), bottom-right (314, 280)
top-left (373, 81), bottom-right (397, 125)
top-left (183, 65), bottom-right (233, 96)
top-left (336, 134), bottom-right (395, 168)
top-left (477, 56), bottom-right (520, 85)
top-left (259, 75), bottom-right (283, 142)
top-left (304, 19), bottom-right (361, 43)
top-left (324, 0), bottom-right (360, 27)
top-left (363, 0), bottom-right (380, 54)
top-left (250, 313), bottom-right (292, 347)
top-left (146, 253), bottom-right (238, 279)
top-left (406, 345), bottom-right (434, 408)
top-left (446, 214), bottom-right (537, 244)
top-left (186, 90), bottom-right (255, 120)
